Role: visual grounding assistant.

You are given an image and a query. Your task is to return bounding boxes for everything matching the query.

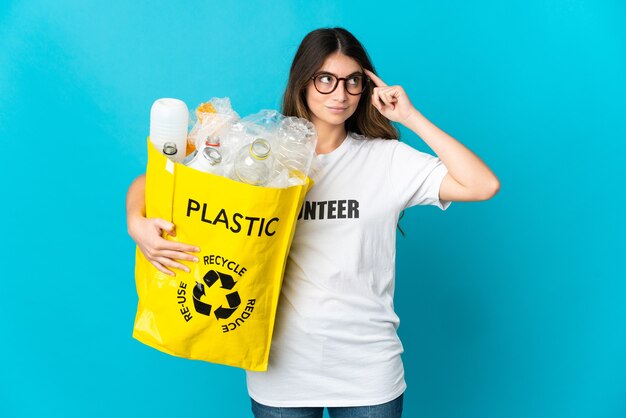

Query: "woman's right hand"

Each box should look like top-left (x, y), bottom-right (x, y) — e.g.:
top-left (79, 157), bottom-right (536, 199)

top-left (128, 215), bottom-right (200, 276)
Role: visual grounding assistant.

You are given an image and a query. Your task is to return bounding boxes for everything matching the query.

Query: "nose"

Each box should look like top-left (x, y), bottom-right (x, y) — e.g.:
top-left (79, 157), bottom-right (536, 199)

top-left (331, 79), bottom-right (348, 102)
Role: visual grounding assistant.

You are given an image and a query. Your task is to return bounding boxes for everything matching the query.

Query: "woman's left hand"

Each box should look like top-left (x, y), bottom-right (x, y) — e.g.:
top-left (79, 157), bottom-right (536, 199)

top-left (364, 69), bottom-right (418, 125)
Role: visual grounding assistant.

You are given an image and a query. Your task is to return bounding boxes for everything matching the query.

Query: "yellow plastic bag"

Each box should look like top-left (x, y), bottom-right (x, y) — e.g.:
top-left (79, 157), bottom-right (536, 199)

top-left (133, 139), bottom-right (311, 371)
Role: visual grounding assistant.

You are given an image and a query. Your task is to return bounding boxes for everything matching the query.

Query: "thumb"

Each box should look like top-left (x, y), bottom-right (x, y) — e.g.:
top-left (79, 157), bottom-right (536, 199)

top-left (154, 218), bottom-right (176, 236)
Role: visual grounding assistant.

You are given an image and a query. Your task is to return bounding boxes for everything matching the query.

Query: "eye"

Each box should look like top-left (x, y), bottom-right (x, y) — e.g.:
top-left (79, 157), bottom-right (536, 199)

top-left (347, 76), bottom-right (362, 86)
top-left (318, 75), bottom-right (334, 84)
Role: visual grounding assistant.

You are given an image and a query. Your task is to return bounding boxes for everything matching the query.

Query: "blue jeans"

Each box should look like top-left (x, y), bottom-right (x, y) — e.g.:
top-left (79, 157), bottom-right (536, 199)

top-left (250, 393), bottom-right (403, 418)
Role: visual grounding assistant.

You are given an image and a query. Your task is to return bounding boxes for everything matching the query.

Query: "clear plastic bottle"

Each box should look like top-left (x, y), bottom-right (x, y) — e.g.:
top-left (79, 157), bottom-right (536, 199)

top-left (275, 117), bottom-right (317, 178)
top-left (184, 145), bottom-right (223, 176)
top-left (234, 138), bottom-right (275, 186)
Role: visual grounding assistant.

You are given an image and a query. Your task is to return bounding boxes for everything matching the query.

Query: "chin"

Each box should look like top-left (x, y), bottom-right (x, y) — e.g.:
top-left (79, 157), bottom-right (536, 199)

top-left (321, 116), bottom-right (349, 128)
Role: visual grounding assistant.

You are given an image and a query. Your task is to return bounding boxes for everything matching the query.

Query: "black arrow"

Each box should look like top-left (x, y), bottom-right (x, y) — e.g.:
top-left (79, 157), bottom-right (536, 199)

top-left (203, 270), bottom-right (220, 287)
top-left (225, 291), bottom-right (241, 308)
top-left (214, 306), bottom-right (238, 320)
top-left (193, 298), bottom-right (212, 316)
top-left (219, 273), bottom-right (236, 290)
top-left (192, 282), bottom-right (212, 316)
top-left (193, 282), bottom-right (205, 299)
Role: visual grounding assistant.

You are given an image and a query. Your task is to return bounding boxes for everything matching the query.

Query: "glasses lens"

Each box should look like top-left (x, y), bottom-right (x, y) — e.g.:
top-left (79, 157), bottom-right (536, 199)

top-left (314, 74), bottom-right (337, 93)
top-left (313, 74), bottom-right (366, 95)
top-left (345, 75), bottom-right (364, 95)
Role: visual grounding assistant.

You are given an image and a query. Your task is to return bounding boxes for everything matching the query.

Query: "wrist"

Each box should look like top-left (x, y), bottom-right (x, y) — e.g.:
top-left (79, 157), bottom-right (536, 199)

top-left (400, 108), bottom-right (423, 127)
top-left (127, 212), bottom-right (146, 238)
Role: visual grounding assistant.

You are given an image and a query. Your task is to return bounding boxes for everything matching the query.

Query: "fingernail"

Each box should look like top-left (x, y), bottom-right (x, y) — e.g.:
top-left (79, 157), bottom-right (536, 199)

top-left (195, 247), bottom-right (201, 252)
top-left (185, 267), bottom-right (190, 273)
top-left (193, 257), bottom-right (198, 263)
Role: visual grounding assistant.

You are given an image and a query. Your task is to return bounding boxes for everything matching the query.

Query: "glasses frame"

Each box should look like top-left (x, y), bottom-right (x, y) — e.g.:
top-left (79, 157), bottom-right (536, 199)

top-left (310, 72), bottom-right (369, 96)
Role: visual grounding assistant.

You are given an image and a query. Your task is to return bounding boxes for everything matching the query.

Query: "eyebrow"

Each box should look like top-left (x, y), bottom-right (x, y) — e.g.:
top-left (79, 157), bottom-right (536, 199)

top-left (315, 70), bottom-right (364, 77)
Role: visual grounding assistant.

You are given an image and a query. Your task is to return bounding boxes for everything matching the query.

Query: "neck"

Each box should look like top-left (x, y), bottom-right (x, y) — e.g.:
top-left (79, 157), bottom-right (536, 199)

top-left (314, 121), bottom-right (347, 155)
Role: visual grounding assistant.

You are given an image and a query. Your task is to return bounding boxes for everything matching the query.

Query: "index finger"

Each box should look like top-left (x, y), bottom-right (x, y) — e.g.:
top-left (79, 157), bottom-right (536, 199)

top-left (161, 237), bottom-right (200, 253)
top-left (364, 68), bottom-right (388, 87)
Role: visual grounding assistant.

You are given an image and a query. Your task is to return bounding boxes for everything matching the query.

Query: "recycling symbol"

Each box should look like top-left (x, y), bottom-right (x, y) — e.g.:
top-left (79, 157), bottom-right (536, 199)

top-left (192, 269), bottom-right (241, 320)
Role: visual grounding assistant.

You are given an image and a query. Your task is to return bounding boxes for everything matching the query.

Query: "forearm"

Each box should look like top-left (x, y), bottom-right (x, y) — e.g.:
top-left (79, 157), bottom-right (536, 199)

top-left (403, 110), bottom-right (499, 191)
top-left (126, 174), bottom-right (146, 231)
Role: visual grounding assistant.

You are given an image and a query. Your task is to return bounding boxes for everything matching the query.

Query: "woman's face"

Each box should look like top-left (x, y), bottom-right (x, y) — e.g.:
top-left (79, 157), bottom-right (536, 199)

top-left (305, 52), bottom-right (363, 130)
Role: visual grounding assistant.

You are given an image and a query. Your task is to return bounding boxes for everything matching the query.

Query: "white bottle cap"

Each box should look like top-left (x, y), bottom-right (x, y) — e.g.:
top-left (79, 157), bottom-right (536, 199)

top-left (150, 98), bottom-right (189, 162)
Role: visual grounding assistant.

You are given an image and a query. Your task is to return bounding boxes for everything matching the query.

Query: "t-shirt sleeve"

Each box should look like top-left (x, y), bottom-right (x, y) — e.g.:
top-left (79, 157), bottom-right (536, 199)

top-left (388, 140), bottom-right (451, 211)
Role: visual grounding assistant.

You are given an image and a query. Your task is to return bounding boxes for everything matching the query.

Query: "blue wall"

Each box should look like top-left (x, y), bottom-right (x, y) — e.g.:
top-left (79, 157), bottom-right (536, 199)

top-left (1, 1), bottom-right (624, 417)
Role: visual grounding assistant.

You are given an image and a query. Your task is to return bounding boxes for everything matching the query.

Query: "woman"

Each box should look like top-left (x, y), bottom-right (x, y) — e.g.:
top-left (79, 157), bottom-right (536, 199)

top-left (126, 27), bottom-right (500, 418)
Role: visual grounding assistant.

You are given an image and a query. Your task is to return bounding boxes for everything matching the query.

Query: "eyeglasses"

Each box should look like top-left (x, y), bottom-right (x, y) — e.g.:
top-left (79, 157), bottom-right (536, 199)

top-left (310, 72), bottom-right (368, 95)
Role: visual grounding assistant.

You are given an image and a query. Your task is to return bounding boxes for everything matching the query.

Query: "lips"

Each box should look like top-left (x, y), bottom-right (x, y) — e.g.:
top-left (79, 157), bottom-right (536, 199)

top-left (326, 106), bottom-right (348, 113)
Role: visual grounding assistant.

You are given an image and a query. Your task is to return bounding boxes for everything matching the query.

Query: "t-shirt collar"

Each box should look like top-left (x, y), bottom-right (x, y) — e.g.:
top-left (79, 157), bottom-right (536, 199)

top-left (315, 132), bottom-right (352, 164)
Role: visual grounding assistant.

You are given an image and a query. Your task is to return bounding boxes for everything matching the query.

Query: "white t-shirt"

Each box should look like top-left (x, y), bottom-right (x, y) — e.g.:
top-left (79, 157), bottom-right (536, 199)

top-left (246, 132), bottom-right (451, 407)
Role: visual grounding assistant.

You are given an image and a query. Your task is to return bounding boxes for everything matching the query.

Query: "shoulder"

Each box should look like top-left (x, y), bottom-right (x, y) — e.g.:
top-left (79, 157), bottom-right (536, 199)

top-left (348, 132), bottom-right (436, 162)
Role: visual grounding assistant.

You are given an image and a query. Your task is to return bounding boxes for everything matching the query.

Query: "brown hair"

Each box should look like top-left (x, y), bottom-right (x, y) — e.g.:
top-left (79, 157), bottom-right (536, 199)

top-left (282, 27), bottom-right (399, 140)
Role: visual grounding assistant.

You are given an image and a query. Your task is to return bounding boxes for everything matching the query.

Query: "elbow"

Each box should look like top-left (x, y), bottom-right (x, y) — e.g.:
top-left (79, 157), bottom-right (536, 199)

top-left (468, 178), bottom-right (500, 201)
top-left (480, 178), bottom-right (500, 200)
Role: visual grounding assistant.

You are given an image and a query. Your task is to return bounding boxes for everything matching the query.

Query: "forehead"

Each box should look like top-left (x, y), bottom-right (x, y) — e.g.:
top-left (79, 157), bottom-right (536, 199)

top-left (317, 52), bottom-right (362, 75)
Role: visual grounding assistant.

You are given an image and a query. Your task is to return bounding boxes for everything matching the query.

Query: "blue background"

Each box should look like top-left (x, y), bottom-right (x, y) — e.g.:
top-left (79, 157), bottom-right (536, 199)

top-left (1, 1), bottom-right (625, 417)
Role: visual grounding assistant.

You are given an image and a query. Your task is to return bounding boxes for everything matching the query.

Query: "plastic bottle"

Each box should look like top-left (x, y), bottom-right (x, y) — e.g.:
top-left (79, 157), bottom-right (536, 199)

top-left (150, 98), bottom-right (189, 163)
top-left (275, 117), bottom-right (316, 178)
top-left (162, 142), bottom-right (178, 157)
top-left (234, 138), bottom-right (275, 186)
top-left (185, 145), bottom-right (223, 176)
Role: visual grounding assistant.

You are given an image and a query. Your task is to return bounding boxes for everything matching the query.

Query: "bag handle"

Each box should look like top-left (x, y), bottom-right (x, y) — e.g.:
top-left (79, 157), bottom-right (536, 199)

top-left (145, 137), bottom-right (175, 223)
